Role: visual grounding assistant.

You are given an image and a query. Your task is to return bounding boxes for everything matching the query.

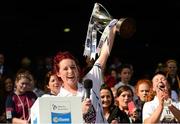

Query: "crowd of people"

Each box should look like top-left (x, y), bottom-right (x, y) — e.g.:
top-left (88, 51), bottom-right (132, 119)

top-left (0, 23), bottom-right (180, 124)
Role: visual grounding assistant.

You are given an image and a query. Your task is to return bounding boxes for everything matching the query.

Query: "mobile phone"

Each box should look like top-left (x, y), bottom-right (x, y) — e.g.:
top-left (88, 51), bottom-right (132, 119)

top-left (128, 101), bottom-right (136, 115)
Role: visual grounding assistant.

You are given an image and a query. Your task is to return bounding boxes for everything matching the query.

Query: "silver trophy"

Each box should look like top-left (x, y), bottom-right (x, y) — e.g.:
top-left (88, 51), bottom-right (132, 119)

top-left (91, 3), bottom-right (136, 39)
top-left (83, 3), bottom-right (136, 59)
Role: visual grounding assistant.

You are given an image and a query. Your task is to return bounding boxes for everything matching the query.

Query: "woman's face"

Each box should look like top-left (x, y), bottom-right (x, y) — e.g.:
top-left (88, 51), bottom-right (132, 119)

top-left (4, 78), bottom-right (14, 92)
top-left (117, 90), bottom-right (133, 109)
top-left (47, 75), bottom-right (61, 95)
top-left (57, 59), bottom-right (79, 87)
top-left (120, 68), bottom-right (132, 83)
top-left (137, 83), bottom-right (150, 101)
top-left (16, 77), bottom-right (30, 94)
top-left (100, 89), bottom-right (112, 109)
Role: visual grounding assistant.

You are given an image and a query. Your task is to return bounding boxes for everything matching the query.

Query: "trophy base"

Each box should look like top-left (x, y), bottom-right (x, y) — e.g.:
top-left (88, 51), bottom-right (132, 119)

top-left (116, 17), bottom-right (136, 39)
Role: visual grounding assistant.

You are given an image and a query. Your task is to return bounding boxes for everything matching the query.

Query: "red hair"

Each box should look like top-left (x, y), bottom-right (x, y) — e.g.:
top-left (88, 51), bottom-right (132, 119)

top-left (53, 51), bottom-right (81, 76)
top-left (135, 79), bottom-right (152, 94)
top-left (135, 79), bottom-right (154, 101)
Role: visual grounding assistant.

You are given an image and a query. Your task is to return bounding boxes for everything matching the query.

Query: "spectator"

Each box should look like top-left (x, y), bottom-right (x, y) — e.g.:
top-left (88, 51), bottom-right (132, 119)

top-left (100, 84), bottom-right (129, 123)
top-left (143, 71), bottom-right (180, 123)
top-left (5, 70), bottom-right (37, 124)
top-left (134, 79), bottom-right (153, 123)
top-left (42, 70), bottom-right (62, 96)
top-left (116, 85), bottom-right (140, 123)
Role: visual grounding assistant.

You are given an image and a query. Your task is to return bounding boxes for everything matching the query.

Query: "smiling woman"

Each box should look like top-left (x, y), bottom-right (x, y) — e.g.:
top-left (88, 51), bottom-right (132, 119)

top-left (100, 83), bottom-right (130, 123)
top-left (42, 70), bottom-right (62, 96)
top-left (5, 70), bottom-right (37, 124)
top-left (52, 21), bottom-right (118, 123)
top-left (1, 0), bottom-right (180, 91)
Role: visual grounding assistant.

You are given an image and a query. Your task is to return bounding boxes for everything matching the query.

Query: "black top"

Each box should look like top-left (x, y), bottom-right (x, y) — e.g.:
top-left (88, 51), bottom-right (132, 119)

top-left (107, 105), bottom-right (130, 123)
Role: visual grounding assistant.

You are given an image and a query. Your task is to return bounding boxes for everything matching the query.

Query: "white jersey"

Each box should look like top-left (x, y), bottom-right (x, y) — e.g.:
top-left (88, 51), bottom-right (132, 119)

top-left (143, 96), bottom-right (180, 123)
top-left (58, 62), bottom-right (107, 123)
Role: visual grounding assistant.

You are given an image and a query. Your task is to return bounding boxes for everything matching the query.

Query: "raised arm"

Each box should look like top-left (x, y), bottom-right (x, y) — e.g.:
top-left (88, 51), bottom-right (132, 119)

top-left (143, 103), bottom-right (163, 123)
top-left (96, 26), bottom-right (117, 70)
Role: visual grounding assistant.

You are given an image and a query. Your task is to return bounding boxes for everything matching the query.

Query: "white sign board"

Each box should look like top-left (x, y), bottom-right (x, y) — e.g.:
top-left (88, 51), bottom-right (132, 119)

top-left (31, 96), bottom-right (83, 124)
